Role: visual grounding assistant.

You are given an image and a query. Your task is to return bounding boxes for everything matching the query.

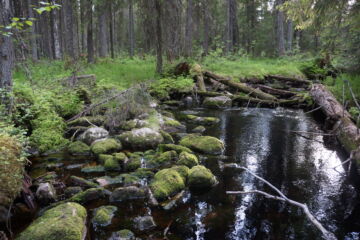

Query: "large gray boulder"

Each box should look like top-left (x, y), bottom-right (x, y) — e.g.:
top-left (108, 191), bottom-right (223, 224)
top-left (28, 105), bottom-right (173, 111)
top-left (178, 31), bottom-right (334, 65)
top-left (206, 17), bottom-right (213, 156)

top-left (119, 127), bottom-right (163, 150)
top-left (36, 183), bottom-right (57, 205)
top-left (80, 127), bottom-right (109, 145)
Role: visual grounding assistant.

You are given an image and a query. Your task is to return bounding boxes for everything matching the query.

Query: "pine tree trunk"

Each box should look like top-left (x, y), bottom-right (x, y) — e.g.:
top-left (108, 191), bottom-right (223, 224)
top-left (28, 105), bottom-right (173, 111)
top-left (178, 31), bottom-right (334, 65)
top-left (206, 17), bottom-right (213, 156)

top-left (0, 0), bottom-right (14, 108)
top-left (226, 0), bottom-right (233, 54)
top-left (275, 0), bottom-right (285, 56)
top-left (286, 20), bottom-right (293, 53)
top-left (63, 0), bottom-right (75, 59)
top-left (98, 4), bottom-right (108, 58)
top-left (202, 0), bottom-right (210, 55)
top-left (27, 0), bottom-right (38, 61)
top-left (129, 0), bottom-right (135, 57)
top-left (87, 0), bottom-right (94, 63)
top-left (50, 0), bottom-right (61, 59)
top-left (184, 0), bottom-right (193, 57)
top-left (109, 2), bottom-right (115, 59)
top-left (155, 0), bottom-right (163, 74)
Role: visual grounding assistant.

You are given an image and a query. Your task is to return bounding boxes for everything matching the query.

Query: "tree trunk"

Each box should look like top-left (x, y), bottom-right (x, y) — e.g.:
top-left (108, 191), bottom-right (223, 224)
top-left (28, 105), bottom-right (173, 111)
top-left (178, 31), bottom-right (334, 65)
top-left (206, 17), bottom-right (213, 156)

top-left (50, 0), bottom-right (61, 59)
top-left (226, 0), bottom-right (232, 54)
top-left (109, 2), bottom-right (115, 59)
top-left (62, 0), bottom-right (75, 59)
top-left (184, 0), bottom-right (193, 57)
top-left (87, 0), bottom-right (94, 63)
top-left (286, 20), bottom-right (293, 53)
top-left (129, 0), bottom-right (135, 57)
top-left (275, 0), bottom-right (285, 56)
top-left (154, 0), bottom-right (163, 74)
top-left (0, 0), bottom-right (14, 109)
top-left (98, 4), bottom-right (108, 58)
top-left (27, 0), bottom-right (38, 61)
top-left (202, 0), bottom-right (210, 55)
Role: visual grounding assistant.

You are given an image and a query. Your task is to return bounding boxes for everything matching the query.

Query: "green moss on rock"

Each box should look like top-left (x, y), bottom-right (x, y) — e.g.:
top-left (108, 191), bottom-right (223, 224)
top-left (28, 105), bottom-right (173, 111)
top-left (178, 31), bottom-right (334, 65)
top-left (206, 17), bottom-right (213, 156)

top-left (110, 229), bottom-right (135, 240)
top-left (160, 130), bottom-right (175, 144)
top-left (69, 188), bottom-right (106, 204)
top-left (91, 138), bottom-right (122, 155)
top-left (179, 134), bottom-right (224, 155)
top-left (119, 127), bottom-right (164, 150)
top-left (188, 165), bottom-right (217, 189)
top-left (150, 168), bottom-right (185, 201)
top-left (158, 144), bottom-right (193, 154)
top-left (81, 165), bottom-right (105, 173)
top-left (67, 141), bottom-right (90, 155)
top-left (104, 157), bottom-right (120, 171)
top-left (125, 154), bottom-right (141, 171)
top-left (178, 152), bottom-right (199, 168)
top-left (147, 150), bottom-right (178, 168)
top-left (92, 205), bottom-right (117, 227)
top-left (16, 202), bottom-right (87, 240)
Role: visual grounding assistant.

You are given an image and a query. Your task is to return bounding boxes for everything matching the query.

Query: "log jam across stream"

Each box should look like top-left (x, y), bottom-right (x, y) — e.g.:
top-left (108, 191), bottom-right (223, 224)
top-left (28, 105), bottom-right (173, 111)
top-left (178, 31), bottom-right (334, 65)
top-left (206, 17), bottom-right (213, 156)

top-left (13, 107), bottom-right (360, 240)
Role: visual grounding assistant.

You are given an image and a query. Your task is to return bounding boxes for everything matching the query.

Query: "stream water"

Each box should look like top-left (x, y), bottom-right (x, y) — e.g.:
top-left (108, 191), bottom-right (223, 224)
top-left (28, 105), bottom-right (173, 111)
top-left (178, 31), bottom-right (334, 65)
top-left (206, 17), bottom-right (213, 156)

top-left (10, 107), bottom-right (360, 239)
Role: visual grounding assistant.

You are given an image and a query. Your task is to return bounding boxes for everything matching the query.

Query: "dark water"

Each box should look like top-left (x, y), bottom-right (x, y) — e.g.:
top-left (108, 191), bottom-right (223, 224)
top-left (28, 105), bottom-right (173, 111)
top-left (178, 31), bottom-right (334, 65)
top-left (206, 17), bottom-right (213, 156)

top-left (10, 108), bottom-right (360, 240)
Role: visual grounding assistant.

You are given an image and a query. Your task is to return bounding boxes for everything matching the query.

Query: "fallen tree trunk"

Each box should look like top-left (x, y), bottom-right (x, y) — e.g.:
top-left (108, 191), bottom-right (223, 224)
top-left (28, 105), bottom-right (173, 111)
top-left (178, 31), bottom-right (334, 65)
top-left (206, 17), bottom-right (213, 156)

top-left (267, 75), bottom-right (311, 86)
top-left (255, 85), bottom-right (296, 98)
top-left (232, 95), bottom-right (304, 108)
top-left (196, 91), bottom-right (226, 97)
top-left (204, 71), bottom-right (278, 101)
top-left (310, 84), bottom-right (360, 165)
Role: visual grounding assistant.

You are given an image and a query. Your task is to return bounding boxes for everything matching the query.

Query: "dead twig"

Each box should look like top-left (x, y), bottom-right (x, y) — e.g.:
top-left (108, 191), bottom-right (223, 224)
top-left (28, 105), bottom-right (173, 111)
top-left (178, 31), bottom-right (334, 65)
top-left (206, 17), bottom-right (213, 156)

top-left (226, 165), bottom-right (337, 240)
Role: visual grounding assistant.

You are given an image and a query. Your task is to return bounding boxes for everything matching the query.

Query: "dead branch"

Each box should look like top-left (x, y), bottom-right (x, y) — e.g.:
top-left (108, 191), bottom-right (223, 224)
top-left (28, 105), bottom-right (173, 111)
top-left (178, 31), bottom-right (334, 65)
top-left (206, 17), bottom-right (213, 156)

top-left (267, 75), bottom-right (311, 86)
top-left (226, 165), bottom-right (337, 240)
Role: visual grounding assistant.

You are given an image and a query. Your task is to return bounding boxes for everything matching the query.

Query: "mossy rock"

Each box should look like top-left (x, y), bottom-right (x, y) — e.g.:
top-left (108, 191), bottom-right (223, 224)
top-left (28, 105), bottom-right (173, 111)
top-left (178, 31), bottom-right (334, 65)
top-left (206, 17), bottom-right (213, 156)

top-left (104, 157), bottom-right (120, 171)
top-left (147, 150), bottom-right (178, 168)
top-left (125, 154), bottom-right (142, 172)
top-left (160, 130), bottom-right (175, 144)
top-left (91, 138), bottom-right (122, 155)
top-left (133, 168), bottom-right (155, 179)
top-left (81, 165), bottom-right (105, 173)
top-left (179, 134), bottom-right (224, 155)
top-left (119, 127), bottom-right (164, 150)
top-left (16, 202), bottom-right (87, 240)
top-left (178, 152), bottom-right (199, 168)
top-left (184, 114), bottom-right (220, 126)
top-left (188, 165), bottom-right (217, 189)
top-left (69, 176), bottom-right (98, 189)
top-left (67, 116), bottom-right (105, 127)
top-left (158, 144), bottom-right (193, 154)
top-left (203, 96), bottom-right (232, 109)
top-left (170, 165), bottom-right (190, 182)
top-left (109, 229), bottom-right (135, 240)
top-left (113, 152), bottom-right (128, 163)
top-left (150, 168), bottom-right (186, 201)
top-left (69, 188), bottom-right (106, 204)
top-left (119, 174), bottom-right (141, 186)
top-left (98, 154), bottom-right (114, 164)
top-left (92, 205), bottom-right (117, 228)
top-left (192, 125), bottom-right (206, 134)
top-left (110, 186), bottom-right (147, 202)
top-left (67, 141), bottom-right (90, 155)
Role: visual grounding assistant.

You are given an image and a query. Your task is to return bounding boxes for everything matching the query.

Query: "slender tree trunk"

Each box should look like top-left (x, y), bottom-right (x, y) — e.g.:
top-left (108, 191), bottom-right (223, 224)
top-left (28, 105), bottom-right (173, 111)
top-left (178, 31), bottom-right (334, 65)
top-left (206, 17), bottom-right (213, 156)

top-left (202, 0), bottom-right (210, 55)
top-left (27, 0), bottom-right (38, 61)
top-left (63, 0), bottom-right (75, 59)
top-left (226, 0), bottom-right (232, 54)
top-left (87, 0), bottom-right (94, 63)
top-left (0, 0), bottom-right (14, 109)
top-left (275, 0), bottom-right (285, 56)
top-left (286, 19), bottom-right (293, 53)
top-left (80, 0), bottom-right (87, 54)
top-left (98, 4), bottom-right (108, 58)
top-left (109, 2), bottom-right (115, 59)
top-left (129, 0), bottom-right (135, 57)
top-left (184, 0), bottom-right (193, 57)
top-left (155, 0), bottom-right (163, 74)
top-left (51, 0), bottom-right (61, 59)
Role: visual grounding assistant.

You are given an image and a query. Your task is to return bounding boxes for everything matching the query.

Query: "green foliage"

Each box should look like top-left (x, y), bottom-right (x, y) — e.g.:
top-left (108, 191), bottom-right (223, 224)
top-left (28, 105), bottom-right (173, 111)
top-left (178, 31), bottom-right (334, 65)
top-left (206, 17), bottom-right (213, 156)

top-left (150, 77), bottom-right (194, 100)
top-left (299, 60), bottom-right (328, 79)
top-left (325, 74), bottom-right (360, 107)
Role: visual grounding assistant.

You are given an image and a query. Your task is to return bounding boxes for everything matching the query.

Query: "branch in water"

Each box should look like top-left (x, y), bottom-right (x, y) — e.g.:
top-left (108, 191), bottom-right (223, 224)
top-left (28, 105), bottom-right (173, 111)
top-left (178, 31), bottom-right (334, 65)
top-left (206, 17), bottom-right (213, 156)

top-left (226, 165), bottom-right (337, 240)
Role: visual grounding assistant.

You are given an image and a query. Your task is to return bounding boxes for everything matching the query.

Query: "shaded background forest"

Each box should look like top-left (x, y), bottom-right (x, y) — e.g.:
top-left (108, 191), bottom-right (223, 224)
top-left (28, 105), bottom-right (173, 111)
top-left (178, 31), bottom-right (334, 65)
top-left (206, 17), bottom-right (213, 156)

top-left (8, 0), bottom-right (360, 72)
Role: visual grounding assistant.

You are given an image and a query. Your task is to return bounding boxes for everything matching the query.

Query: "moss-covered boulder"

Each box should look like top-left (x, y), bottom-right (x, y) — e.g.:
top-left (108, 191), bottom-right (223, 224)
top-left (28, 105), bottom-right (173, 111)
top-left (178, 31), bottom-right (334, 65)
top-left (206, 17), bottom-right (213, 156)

top-left (81, 165), bottom-right (105, 173)
top-left (109, 229), bottom-right (135, 240)
top-left (92, 205), bottom-right (117, 228)
top-left (178, 152), bottom-right (199, 168)
top-left (119, 127), bottom-right (164, 150)
top-left (170, 165), bottom-right (189, 182)
top-left (179, 134), bottom-right (224, 155)
top-left (69, 188), bottom-right (107, 204)
top-left (68, 116), bottom-right (105, 127)
top-left (203, 96), bottom-right (232, 109)
top-left (184, 114), bottom-right (220, 126)
top-left (188, 165), bottom-right (217, 189)
top-left (110, 186), bottom-right (148, 202)
top-left (79, 127), bottom-right (109, 145)
top-left (70, 176), bottom-right (99, 189)
top-left (104, 157), bottom-right (120, 171)
top-left (125, 153), bottom-right (142, 171)
top-left (67, 141), bottom-right (90, 155)
top-left (150, 168), bottom-right (186, 201)
top-left (91, 138), bottom-right (122, 155)
top-left (160, 130), bottom-right (175, 144)
top-left (158, 144), bottom-right (193, 154)
top-left (16, 202), bottom-right (87, 240)
top-left (147, 150), bottom-right (178, 168)
top-left (192, 125), bottom-right (206, 134)
top-left (162, 118), bottom-right (186, 133)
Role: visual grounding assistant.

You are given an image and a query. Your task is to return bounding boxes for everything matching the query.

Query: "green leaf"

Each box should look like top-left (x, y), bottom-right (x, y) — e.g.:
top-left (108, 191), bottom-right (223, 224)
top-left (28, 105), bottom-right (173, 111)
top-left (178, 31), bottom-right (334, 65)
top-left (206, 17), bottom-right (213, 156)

top-left (25, 21), bottom-right (33, 26)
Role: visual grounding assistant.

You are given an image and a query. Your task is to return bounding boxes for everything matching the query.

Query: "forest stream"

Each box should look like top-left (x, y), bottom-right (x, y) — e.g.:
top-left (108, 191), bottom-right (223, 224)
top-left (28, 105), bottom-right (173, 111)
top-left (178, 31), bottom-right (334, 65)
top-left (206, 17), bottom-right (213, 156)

top-left (11, 107), bottom-right (360, 240)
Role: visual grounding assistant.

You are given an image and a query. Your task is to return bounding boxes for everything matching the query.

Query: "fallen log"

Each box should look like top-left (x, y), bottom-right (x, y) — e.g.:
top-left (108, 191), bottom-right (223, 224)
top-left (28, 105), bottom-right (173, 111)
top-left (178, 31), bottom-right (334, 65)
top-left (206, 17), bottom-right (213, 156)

top-left (267, 75), bottom-right (311, 86)
top-left (191, 64), bottom-right (206, 92)
top-left (231, 95), bottom-right (304, 108)
top-left (196, 91), bottom-right (226, 97)
top-left (255, 85), bottom-right (296, 98)
top-left (204, 71), bottom-right (278, 101)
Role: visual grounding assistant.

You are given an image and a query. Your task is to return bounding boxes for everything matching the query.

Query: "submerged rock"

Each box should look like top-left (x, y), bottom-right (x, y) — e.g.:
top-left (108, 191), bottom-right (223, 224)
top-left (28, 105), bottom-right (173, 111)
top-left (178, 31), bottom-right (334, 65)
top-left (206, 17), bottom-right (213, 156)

top-left (80, 127), bottom-right (109, 145)
top-left (178, 151), bottom-right (199, 168)
top-left (67, 141), bottom-right (90, 155)
top-left (69, 176), bottom-right (99, 189)
top-left (16, 202), bottom-right (87, 240)
top-left (69, 188), bottom-right (107, 204)
top-left (192, 125), bottom-right (206, 134)
top-left (133, 216), bottom-right (156, 231)
top-left (92, 205), bottom-right (117, 228)
top-left (36, 182), bottom-right (57, 205)
top-left (203, 96), bottom-right (232, 109)
top-left (184, 115), bottom-right (220, 126)
top-left (179, 134), bottom-right (224, 155)
top-left (64, 187), bottom-right (83, 198)
top-left (158, 144), bottom-right (193, 154)
top-left (91, 138), bottom-right (122, 155)
top-left (119, 127), bottom-right (164, 150)
top-left (150, 168), bottom-right (186, 201)
top-left (81, 165), bottom-right (105, 173)
top-left (108, 229), bottom-right (136, 240)
top-left (147, 150), bottom-right (178, 168)
top-left (110, 186), bottom-right (147, 202)
top-left (188, 165), bottom-right (217, 189)
top-left (162, 118), bottom-right (186, 133)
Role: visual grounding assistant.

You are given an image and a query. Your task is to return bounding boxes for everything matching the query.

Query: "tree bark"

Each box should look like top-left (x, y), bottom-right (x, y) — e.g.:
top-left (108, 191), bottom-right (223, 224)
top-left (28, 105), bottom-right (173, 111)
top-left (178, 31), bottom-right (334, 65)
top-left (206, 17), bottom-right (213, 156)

top-left (62, 0), bottom-right (76, 59)
top-left (286, 19), bottom-right (293, 53)
top-left (154, 0), bottom-right (163, 74)
top-left (27, 0), bottom-right (38, 61)
top-left (202, 0), bottom-right (210, 55)
top-left (184, 0), bottom-right (194, 57)
top-left (275, 0), bottom-right (285, 56)
top-left (0, 0), bottom-right (14, 109)
top-left (109, 2), bottom-right (115, 59)
top-left (50, 0), bottom-right (61, 59)
top-left (98, 4), bottom-right (108, 58)
top-left (129, 0), bottom-right (135, 57)
top-left (87, 0), bottom-right (94, 64)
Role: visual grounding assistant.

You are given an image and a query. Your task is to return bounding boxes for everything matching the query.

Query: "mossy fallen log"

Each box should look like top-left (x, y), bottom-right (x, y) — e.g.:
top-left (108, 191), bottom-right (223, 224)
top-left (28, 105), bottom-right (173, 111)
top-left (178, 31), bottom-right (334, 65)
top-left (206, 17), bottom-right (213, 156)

top-left (231, 95), bottom-right (305, 108)
top-left (204, 71), bottom-right (277, 101)
top-left (255, 85), bottom-right (296, 98)
top-left (267, 75), bottom-right (311, 86)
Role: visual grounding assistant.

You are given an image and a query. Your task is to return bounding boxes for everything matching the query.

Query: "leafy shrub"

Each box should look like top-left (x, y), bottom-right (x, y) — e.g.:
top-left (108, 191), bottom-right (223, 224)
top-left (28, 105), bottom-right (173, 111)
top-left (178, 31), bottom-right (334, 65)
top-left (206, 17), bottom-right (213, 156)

top-left (150, 77), bottom-right (194, 100)
top-left (299, 60), bottom-right (327, 80)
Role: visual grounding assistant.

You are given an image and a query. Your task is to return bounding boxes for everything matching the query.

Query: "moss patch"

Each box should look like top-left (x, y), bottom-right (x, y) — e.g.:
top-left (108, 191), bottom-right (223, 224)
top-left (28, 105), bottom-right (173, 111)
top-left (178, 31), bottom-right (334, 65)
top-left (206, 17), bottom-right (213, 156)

top-left (91, 138), bottom-right (122, 155)
top-left (188, 165), bottom-right (217, 189)
top-left (150, 168), bottom-right (186, 201)
top-left (67, 141), bottom-right (90, 155)
top-left (178, 152), bottom-right (199, 168)
top-left (158, 144), bottom-right (193, 154)
top-left (16, 202), bottom-right (87, 240)
top-left (92, 205), bottom-right (117, 227)
top-left (179, 134), bottom-right (224, 155)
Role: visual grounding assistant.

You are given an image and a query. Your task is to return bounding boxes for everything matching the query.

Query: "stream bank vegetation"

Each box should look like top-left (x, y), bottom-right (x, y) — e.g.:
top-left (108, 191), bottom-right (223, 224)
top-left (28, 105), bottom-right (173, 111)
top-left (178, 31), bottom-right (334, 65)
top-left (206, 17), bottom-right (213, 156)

top-left (0, 0), bottom-right (359, 239)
